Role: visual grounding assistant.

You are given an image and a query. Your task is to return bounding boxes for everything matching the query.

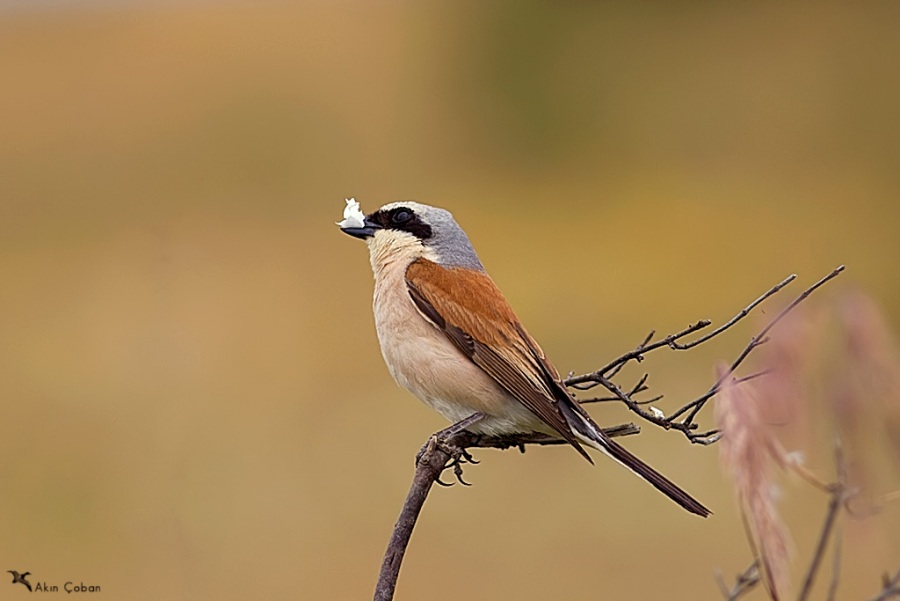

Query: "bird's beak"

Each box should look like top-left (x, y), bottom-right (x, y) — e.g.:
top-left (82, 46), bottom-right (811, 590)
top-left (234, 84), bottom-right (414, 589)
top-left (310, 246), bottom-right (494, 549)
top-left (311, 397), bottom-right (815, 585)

top-left (341, 217), bottom-right (383, 240)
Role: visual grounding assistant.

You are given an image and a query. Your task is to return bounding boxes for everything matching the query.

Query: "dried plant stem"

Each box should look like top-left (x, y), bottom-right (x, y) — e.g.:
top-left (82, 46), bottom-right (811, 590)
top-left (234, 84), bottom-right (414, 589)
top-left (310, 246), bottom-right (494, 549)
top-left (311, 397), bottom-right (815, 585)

top-left (736, 503), bottom-right (780, 601)
top-left (770, 438), bottom-right (832, 493)
top-left (796, 485), bottom-right (844, 601)
top-left (826, 531), bottom-right (842, 601)
top-left (716, 561), bottom-right (760, 601)
top-left (797, 444), bottom-right (848, 601)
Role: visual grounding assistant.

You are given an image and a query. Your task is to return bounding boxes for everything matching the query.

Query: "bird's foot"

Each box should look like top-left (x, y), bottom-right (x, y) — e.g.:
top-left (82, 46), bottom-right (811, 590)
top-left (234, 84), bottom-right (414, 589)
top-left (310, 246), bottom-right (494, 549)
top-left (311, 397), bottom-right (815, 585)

top-left (415, 413), bottom-right (485, 486)
top-left (436, 443), bottom-right (479, 486)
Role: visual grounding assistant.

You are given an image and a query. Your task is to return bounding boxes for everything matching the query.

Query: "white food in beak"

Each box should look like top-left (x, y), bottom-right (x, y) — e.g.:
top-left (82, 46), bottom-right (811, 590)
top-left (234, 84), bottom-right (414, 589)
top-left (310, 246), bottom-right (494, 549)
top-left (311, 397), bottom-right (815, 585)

top-left (337, 198), bottom-right (366, 229)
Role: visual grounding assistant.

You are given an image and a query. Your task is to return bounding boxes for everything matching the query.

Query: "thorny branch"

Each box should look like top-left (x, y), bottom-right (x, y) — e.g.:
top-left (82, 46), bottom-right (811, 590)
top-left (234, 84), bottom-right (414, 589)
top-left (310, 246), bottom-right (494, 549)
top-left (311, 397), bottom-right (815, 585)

top-left (374, 267), bottom-right (845, 601)
top-left (564, 266), bottom-right (845, 445)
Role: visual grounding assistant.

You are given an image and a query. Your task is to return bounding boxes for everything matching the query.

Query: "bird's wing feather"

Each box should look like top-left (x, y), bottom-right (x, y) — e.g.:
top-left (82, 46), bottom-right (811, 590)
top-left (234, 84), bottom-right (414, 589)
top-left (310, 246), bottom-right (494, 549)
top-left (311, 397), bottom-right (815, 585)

top-left (405, 258), bottom-right (590, 461)
top-left (405, 258), bottom-right (711, 516)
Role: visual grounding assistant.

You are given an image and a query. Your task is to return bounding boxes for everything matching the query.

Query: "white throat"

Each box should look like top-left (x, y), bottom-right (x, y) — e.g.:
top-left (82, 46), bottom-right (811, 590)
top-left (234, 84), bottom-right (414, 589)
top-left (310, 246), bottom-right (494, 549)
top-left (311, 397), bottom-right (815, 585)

top-left (365, 229), bottom-right (439, 282)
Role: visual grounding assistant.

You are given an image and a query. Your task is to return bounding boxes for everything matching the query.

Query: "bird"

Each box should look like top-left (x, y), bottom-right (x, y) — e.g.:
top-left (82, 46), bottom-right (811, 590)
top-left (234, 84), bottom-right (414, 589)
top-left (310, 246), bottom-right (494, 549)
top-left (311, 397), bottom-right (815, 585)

top-left (8, 570), bottom-right (33, 592)
top-left (338, 199), bottom-right (710, 517)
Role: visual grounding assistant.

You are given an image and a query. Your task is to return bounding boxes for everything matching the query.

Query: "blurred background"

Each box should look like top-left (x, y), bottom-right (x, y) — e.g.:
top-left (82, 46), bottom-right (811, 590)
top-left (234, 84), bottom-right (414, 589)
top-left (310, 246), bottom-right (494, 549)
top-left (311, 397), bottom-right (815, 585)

top-left (2, 1), bottom-right (899, 599)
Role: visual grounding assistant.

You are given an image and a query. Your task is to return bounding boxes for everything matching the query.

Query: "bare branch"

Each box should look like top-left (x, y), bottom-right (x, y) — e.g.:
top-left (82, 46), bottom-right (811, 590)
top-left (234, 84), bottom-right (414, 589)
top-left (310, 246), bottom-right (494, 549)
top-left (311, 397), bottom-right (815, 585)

top-left (796, 485), bottom-right (844, 601)
top-left (673, 274), bottom-right (797, 350)
top-left (565, 320), bottom-right (713, 387)
top-left (373, 422), bottom-right (639, 600)
top-left (566, 272), bottom-right (800, 393)
top-left (668, 266), bottom-right (845, 432)
top-left (576, 373), bottom-right (651, 404)
top-left (374, 437), bottom-right (452, 601)
top-left (715, 561), bottom-right (760, 601)
top-left (564, 267), bottom-right (844, 447)
top-left (796, 442), bottom-right (849, 601)
top-left (561, 270), bottom-right (832, 442)
top-left (467, 422), bottom-right (641, 451)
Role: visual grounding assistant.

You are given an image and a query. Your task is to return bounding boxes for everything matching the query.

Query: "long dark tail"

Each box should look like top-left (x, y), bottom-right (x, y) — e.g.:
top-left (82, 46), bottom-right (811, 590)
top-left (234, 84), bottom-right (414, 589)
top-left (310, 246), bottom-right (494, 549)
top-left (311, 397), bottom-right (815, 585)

top-left (561, 404), bottom-right (711, 517)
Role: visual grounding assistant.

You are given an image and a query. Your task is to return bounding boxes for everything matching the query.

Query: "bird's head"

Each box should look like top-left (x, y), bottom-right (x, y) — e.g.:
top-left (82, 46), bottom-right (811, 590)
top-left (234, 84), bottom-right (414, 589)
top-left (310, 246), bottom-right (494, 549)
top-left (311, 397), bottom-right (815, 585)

top-left (338, 200), bottom-right (484, 273)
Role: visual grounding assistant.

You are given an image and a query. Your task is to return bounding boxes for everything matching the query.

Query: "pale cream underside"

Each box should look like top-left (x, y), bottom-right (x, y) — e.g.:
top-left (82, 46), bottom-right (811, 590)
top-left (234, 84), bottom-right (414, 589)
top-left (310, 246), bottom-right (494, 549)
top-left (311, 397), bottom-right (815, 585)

top-left (366, 229), bottom-right (551, 437)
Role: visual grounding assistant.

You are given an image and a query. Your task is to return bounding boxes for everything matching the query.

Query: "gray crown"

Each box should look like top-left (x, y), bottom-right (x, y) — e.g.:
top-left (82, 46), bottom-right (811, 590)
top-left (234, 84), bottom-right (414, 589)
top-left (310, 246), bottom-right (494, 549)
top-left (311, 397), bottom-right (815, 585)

top-left (379, 201), bottom-right (485, 271)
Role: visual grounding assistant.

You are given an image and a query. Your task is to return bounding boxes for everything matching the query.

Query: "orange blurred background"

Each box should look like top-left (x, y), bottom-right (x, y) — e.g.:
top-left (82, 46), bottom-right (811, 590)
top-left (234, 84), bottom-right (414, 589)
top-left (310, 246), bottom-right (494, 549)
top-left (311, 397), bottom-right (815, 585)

top-left (1, 1), bottom-right (899, 599)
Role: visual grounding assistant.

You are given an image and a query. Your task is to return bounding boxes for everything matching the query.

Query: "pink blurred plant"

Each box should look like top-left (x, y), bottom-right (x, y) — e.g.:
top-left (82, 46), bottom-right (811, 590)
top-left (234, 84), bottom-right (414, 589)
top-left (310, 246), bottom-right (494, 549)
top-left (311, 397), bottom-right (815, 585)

top-left (833, 290), bottom-right (900, 476)
top-left (715, 287), bottom-right (900, 600)
top-left (715, 362), bottom-right (793, 601)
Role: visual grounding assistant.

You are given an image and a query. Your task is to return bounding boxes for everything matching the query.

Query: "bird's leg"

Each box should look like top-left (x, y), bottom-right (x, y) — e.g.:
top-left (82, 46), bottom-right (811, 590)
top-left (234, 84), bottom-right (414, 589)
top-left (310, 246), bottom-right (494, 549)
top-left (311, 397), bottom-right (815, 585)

top-left (415, 413), bottom-right (485, 463)
top-left (416, 413), bottom-right (485, 486)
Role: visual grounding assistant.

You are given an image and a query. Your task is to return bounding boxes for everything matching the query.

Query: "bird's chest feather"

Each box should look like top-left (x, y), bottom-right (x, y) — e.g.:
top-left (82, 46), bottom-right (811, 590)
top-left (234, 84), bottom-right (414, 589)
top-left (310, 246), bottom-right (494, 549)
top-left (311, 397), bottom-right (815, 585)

top-left (370, 265), bottom-right (512, 422)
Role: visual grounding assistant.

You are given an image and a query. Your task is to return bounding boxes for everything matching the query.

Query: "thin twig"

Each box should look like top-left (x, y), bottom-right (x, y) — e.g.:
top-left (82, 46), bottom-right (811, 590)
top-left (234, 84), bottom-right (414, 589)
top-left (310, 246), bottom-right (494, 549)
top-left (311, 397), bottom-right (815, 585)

top-left (567, 273), bottom-right (798, 390)
top-left (826, 530), bottom-right (842, 601)
top-left (674, 274), bottom-right (797, 350)
top-left (606, 330), bottom-right (655, 379)
top-left (576, 374), bottom-right (651, 404)
top-left (797, 442), bottom-right (848, 601)
top-left (566, 320), bottom-right (713, 387)
top-left (796, 489), bottom-right (843, 601)
top-left (715, 561), bottom-right (761, 601)
top-left (671, 266), bottom-right (845, 428)
top-left (561, 268), bottom-right (844, 446)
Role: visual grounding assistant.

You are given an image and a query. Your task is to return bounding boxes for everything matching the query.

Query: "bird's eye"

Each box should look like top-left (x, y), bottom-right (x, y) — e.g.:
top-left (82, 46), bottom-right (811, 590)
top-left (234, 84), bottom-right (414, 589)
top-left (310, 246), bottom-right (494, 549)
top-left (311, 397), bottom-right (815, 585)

top-left (392, 209), bottom-right (413, 225)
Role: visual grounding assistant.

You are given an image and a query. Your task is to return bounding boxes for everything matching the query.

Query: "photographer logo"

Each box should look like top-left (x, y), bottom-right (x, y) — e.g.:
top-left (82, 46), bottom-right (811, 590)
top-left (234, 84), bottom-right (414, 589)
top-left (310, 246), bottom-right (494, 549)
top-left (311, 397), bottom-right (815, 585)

top-left (7, 570), bottom-right (101, 594)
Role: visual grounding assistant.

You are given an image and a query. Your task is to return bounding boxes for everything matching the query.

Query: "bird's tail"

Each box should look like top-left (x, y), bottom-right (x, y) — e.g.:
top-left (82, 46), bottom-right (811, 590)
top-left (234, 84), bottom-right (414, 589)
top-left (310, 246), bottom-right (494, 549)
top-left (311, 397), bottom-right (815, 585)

top-left (560, 404), bottom-right (711, 517)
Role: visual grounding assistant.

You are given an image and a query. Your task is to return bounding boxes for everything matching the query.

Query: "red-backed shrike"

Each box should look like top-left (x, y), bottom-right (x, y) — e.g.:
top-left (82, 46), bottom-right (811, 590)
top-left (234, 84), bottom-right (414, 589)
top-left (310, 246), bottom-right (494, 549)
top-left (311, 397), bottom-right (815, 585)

top-left (339, 199), bottom-right (709, 517)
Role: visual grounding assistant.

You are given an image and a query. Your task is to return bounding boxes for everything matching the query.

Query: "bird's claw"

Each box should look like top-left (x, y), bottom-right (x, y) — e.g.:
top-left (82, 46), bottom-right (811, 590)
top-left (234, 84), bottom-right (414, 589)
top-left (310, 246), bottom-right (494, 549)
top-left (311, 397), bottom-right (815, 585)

top-left (415, 414), bottom-right (485, 485)
top-left (416, 434), bottom-right (478, 486)
top-left (442, 452), bottom-right (474, 486)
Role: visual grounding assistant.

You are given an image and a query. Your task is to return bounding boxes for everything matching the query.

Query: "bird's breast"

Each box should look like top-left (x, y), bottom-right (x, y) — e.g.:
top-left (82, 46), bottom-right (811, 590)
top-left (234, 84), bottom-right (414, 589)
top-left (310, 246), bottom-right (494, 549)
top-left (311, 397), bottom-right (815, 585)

top-left (370, 264), bottom-right (540, 433)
